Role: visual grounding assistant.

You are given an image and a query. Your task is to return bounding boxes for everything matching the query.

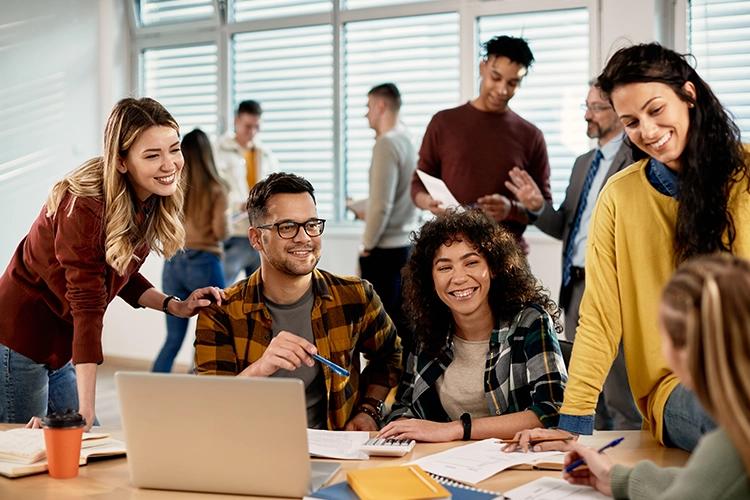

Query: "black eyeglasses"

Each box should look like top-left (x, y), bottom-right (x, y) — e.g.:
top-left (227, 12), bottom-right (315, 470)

top-left (581, 103), bottom-right (612, 113)
top-left (255, 219), bottom-right (326, 239)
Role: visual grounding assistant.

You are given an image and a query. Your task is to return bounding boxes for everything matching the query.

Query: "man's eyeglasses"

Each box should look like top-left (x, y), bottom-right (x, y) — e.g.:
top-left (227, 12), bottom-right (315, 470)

top-left (581, 103), bottom-right (613, 113)
top-left (255, 219), bottom-right (326, 239)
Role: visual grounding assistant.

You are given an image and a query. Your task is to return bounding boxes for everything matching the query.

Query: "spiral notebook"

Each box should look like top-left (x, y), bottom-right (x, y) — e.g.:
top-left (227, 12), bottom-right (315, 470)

top-left (305, 474), bottom-right (504, 500)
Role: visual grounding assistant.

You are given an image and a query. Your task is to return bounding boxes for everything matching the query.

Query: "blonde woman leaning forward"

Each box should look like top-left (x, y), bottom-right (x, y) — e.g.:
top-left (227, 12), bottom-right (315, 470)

top-left (0, 98), bottom-right (224, 431)
top-left (561, 255), bottom-right (750, 499)
top-left (506, 43), bottom-right (750, 452)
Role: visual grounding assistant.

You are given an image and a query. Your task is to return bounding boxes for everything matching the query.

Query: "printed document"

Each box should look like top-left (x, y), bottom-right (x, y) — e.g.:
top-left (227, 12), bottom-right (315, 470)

top-left (409, 439), bottom-right (565, 485)
top-left (504, 477), bottom-right (610, 499)
top-left (307, 429), bottom-right (369, 460)
top-left (416, 170), bottom-right (462, 209)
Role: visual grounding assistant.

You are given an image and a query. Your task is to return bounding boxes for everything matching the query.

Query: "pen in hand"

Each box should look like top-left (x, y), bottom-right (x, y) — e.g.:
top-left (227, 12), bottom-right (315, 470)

top-left (500, 436), bottom-right (574, 444)
top-left (311, 353), bottom-right (350, 377)
top-left (563, 437), bottom-right (624, 473)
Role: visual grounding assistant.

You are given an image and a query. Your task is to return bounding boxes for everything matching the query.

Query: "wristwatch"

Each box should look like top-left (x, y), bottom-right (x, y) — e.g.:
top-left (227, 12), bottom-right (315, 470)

top-left (460, 413), bottom-right (472, 441)
top-left (358, 397), bottom-right (385, 422)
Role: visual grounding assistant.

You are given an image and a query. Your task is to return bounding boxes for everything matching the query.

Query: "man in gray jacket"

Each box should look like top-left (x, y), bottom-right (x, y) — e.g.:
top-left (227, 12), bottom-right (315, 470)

top-left (506, 82), bottom-right (641, 431)
top-left (352, 83), bottom-right (418, 352)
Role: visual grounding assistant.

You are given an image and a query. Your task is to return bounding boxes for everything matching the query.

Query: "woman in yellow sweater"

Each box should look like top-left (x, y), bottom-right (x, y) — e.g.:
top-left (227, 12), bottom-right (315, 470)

top-left (508, 43), bottom-right (750, 452)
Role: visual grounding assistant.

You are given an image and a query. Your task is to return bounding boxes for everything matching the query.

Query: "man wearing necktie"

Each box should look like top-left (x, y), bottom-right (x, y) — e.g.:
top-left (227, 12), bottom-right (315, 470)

top-left (506, 82), bottom-right (640, 430)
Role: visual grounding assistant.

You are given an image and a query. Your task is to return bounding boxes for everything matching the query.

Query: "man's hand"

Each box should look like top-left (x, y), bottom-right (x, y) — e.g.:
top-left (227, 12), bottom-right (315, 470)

top-left (562, 442), bottom-right (615, 497)
top-left (505, 167), bottom-right (545, 212)
top-left (345, 412), bottom-right (379, 432)
top-left (238, 331), bottom-right (316, 378)
top-left (415, 191), bottom-right (446, 216)
top-left (171, 286), bottom-right (226, 318)
top-left (376, 418), bottom-right (463, 442)
top-left (476, 193), bottom-right (512, 221)
top-left (501, 428), bottom-right (578, 453)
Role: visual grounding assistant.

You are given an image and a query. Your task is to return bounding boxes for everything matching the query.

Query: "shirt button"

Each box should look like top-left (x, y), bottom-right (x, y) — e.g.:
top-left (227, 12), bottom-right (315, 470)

top-left (264, 335), bottom-right (270, 340)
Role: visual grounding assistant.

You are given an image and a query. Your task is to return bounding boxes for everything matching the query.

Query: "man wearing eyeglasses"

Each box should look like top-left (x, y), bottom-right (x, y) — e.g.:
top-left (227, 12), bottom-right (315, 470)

top-left (195, 172), bottom-right (403, 432)
top-left (505, 81), bottom-right (640, 431)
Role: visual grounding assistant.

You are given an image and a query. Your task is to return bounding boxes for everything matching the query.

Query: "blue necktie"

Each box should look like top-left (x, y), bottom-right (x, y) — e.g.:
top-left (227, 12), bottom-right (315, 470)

top-left (562, 149), bottom-right (604, 287)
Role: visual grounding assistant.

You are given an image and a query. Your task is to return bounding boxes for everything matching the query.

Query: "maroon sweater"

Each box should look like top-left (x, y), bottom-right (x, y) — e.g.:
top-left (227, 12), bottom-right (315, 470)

top-left (0, 192), bottom-right (153, 369)
top-left (411, 103), bottom-right (552, 250)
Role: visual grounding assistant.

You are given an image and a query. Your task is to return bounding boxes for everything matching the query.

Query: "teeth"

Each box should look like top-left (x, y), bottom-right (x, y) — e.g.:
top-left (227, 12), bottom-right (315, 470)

top-left (451, 289), bottom-right (474, 298)
top-left (157, 174), bottom-right (175, 183)
top-left (651, 132), bottom-right (671, 149)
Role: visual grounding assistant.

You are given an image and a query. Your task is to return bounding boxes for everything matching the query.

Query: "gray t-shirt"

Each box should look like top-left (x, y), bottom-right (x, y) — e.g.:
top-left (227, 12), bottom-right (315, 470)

top-left (265, 286), bottom-right (327, 429)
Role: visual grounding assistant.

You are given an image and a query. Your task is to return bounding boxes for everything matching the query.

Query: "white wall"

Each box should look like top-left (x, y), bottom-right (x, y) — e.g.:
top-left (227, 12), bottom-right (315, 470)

top-left (1, 0), bottom-right (669, 366)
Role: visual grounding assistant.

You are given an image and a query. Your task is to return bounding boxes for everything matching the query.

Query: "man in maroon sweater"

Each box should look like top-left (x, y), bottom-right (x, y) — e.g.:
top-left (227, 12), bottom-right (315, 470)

top-left (411, 35), bottom-right (551, 253)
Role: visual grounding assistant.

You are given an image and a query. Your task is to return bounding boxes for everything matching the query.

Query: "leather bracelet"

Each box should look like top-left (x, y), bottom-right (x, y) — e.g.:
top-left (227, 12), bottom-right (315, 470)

top-left (162, 295), bottom-right (180, 316)
top-left (357, 405), bottom-right (379, 423)
top-left (460, 412), bottom-right (472, 441)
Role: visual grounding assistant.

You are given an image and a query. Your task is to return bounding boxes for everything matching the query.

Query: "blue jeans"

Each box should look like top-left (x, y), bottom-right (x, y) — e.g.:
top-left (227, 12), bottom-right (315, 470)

top-left (153, 250), bottom-right (226, 373)
top-left (662, 383), bottom-right (717, 451)
top-left (223, 236), bottom-right (260, 285)
top-left (0, 343), bottom-right (95, 424)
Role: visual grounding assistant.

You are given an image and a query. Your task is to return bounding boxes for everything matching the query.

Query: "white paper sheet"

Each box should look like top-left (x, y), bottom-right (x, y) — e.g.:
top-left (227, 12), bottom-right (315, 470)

top-left (409, 439), bottom-right (565, 485)
top-left (416, 170), bottom-right (463, 209)
top-left (504, 477), bottom-right (610, 499)
top-left (307, 429), bottom-right (369, 460)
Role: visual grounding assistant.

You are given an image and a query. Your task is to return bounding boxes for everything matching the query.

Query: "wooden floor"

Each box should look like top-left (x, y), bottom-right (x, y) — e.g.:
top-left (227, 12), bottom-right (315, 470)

top-left (95, 358), bottom-right (192, 428)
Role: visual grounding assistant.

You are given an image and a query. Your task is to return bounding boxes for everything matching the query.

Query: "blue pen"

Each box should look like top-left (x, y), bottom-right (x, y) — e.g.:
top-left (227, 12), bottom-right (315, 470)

top-left (312, 353), bottom-right (350, 377)
top-left (564, 437), bottom-right (624, 473)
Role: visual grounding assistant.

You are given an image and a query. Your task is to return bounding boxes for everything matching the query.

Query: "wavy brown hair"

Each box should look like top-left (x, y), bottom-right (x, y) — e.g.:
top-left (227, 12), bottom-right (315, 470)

top-left (597, 43), bottom-right (747, 265)
top-left (661, 254), bottom-right (750, 473)
top-left (402, 209), bottom-right (561, 360)
top-left (46, 98), bottom-right (185, 275)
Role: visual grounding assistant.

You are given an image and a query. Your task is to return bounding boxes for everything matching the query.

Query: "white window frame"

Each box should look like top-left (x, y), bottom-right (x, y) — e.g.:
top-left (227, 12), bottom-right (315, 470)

top-left (130, 0), bottom-right (601, 226)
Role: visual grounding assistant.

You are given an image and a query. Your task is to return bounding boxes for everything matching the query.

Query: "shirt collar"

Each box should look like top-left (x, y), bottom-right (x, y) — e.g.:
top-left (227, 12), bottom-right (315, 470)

top-left (597, 130), bottom-right (625, 161)
top-left (647, 157), bottom-right (679, 200)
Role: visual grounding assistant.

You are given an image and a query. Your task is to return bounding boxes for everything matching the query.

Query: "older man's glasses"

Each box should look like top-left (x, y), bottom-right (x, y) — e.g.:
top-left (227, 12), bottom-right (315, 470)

top-left (581, 103), bottom-right (613, 113)
top-left (256, 219), bottom-right (326, 239)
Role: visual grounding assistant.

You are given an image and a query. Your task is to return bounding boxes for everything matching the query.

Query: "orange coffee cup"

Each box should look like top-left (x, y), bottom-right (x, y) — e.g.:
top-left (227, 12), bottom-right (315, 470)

top-left (41, 410), bottom-right (85, 479)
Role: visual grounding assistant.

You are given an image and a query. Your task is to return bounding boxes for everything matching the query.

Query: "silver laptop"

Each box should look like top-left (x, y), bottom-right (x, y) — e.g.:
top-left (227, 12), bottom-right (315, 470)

top-left (115, 372), bottom-right (340, 497)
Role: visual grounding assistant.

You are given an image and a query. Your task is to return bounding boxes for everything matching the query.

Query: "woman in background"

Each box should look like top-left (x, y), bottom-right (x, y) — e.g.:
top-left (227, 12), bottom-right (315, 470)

top-left (378, 209), bottom-right (566, 442)
top-left (153, 129), bottom-right (230, 373)
top-left (563, 254), bottom-right (750, 499)
top-left (0, 98), bottom-right (222, 431)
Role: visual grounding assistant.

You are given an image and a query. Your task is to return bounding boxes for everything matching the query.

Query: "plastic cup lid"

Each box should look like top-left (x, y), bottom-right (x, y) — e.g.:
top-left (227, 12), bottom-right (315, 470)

top-left (41, 409), bottom-right (86, 429)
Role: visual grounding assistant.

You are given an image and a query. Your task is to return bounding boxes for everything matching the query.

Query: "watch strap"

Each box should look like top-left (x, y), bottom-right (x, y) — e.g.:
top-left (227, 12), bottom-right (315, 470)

top-left (460, 412), bottom-right (472, 441)
top-left (162, 295), bottom-right (180, 316)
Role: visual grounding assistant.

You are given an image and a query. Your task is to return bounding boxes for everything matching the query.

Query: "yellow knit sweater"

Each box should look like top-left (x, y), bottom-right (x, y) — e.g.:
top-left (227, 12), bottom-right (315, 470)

top-left (560, 157), bottom-right (750, 443)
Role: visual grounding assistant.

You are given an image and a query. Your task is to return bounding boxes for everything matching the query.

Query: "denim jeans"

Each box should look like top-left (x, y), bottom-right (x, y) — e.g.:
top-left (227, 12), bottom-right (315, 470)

top-left (0, 343), bottom-right (82, 424)
top-left (662, 382), bottom-right (717, 452)
top-left (223, 236), bottom-right (260, 286)
top-left (153, 249), bottom-right (226, 373)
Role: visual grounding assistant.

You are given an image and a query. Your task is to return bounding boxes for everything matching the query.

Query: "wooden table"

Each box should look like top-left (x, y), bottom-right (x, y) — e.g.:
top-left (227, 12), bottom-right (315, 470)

top-left (0, 427), bottom-right (689, 499)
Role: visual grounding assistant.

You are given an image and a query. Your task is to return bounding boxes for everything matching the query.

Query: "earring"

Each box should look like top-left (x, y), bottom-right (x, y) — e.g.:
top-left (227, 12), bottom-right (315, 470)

top-left (688, 102), bottom-right (694, 108)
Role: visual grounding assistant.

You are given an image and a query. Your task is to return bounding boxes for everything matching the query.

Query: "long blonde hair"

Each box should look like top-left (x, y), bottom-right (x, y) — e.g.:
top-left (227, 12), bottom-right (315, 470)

top-left (661, 254), bottom-right (750, 473)
top-left (46, 97), bottom-right (185, 275)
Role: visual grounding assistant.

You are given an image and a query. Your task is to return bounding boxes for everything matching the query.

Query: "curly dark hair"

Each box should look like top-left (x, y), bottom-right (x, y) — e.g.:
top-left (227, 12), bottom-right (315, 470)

top-left (402, 209), bottom-right (561, 360)
top-left (482, 36), bottom-right (535, 69)
top-left (596, 43), bottom-right (748, 265)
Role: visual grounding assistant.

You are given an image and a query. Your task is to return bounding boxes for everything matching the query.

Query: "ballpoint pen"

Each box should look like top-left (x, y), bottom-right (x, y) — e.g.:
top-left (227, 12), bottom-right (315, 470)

top-left (563, 437), bottom-right (624, 473)
top-left (312, 353), bottom-right (350, 377)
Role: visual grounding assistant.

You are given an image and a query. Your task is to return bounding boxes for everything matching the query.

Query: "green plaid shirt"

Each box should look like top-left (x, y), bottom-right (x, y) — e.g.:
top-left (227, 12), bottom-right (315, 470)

top-left (195, 268), bottom-right (403, 430)
top-left (388, 304), bottom-right (566, 427)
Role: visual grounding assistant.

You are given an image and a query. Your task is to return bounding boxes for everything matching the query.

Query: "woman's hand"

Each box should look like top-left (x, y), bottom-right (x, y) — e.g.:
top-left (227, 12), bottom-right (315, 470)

top-left (376, 419), bottom-right (463, 442)
top-left (170, 286), bottom-right (226, 318)
top-left (502, 428), bottom-right (578, 452)
top-left (562, 442), bottom-right (615, 497)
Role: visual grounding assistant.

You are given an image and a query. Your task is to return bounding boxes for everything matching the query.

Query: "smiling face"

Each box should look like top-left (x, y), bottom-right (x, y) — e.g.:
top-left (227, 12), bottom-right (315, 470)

top-left (475, 56), bottom-right (527, 113)
top-left (585, 85), bottom-right (621, 144)
top-left (117, 125), bottom-right (183, 201)
top-left (432, 237), bottom-right (494, 321)
top-left (250, 192), bottom-right (322, 278)
top-left (611, 81), bottom-right (695, 170)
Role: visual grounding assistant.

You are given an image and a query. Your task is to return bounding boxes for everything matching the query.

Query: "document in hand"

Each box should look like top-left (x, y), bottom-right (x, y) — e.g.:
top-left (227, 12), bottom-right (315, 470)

top-left (347, 465), bottom-right (450, 500)
top-left (409, 439), bottom-right (567, 485)
top-left (416, 170), bottom-right (463, 209)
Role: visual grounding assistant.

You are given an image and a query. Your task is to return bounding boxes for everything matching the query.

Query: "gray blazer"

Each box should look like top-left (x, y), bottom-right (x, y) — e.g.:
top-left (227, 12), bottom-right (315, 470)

top-left (534, 141), bottom-right (633, 248)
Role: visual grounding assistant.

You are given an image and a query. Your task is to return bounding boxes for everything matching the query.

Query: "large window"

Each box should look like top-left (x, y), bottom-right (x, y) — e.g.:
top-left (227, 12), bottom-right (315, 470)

top-left (478, 9), bottom-right (590, 208)
top-left (233, 25), bottom-right (335, 216)
top-left (343, 13), bottom-right (460, 202)
top-left (133, 1), bottom-right (593, 222)
top-left (140, 44), bottom-right (220, 138)
top-left (690, 0), bottom-right (750, 138)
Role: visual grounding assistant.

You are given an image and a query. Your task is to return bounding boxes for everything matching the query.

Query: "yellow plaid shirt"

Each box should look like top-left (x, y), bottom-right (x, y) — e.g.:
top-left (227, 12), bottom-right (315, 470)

top-left (195, 268), bottom-right (403, 430)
